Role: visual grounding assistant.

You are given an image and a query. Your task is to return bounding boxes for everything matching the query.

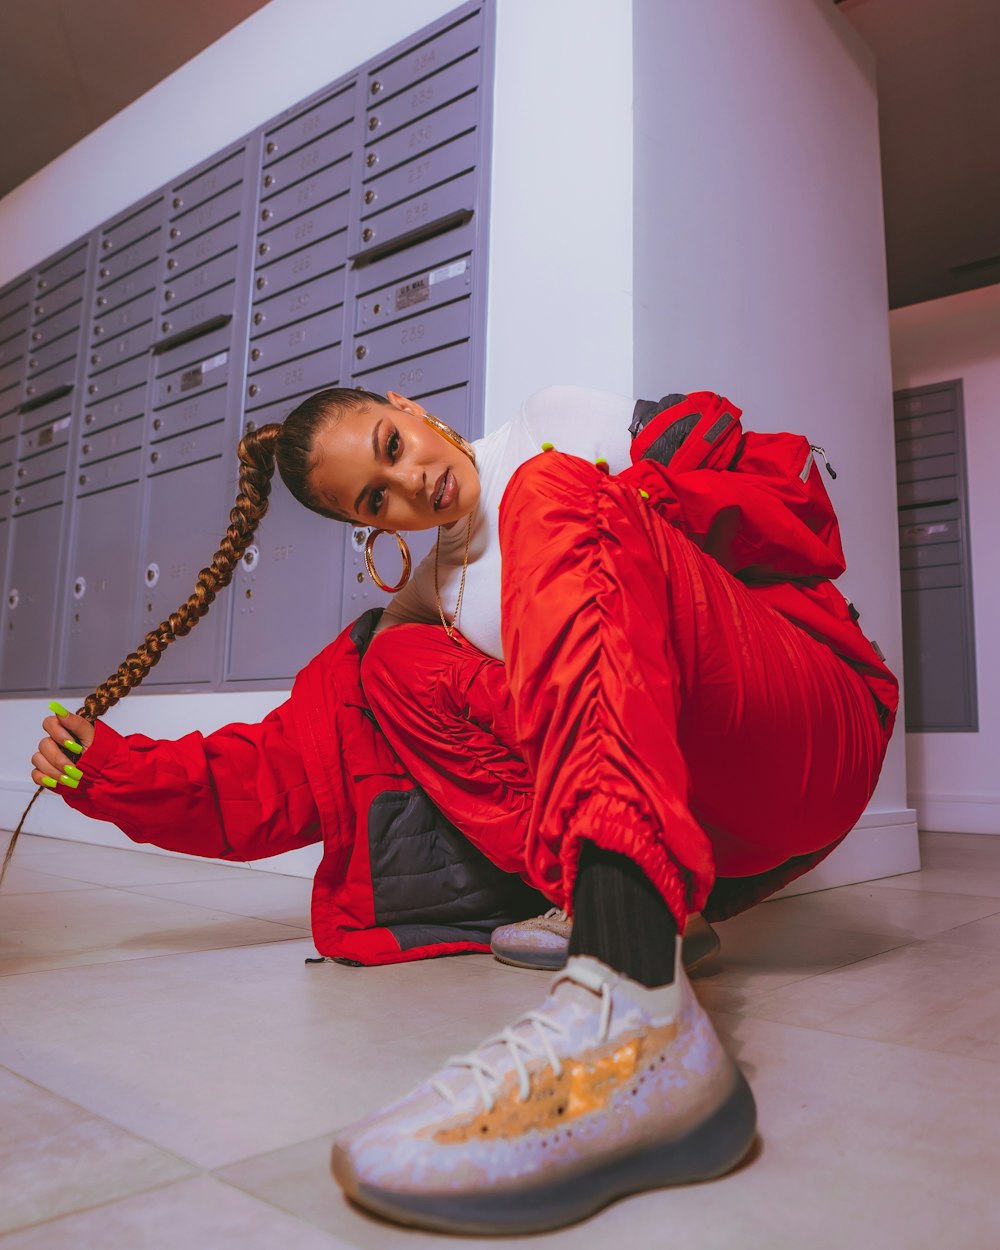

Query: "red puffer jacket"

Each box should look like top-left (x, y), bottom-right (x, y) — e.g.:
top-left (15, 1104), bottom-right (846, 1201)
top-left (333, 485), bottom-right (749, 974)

top-left (58, 611), bottom-right (543, 966)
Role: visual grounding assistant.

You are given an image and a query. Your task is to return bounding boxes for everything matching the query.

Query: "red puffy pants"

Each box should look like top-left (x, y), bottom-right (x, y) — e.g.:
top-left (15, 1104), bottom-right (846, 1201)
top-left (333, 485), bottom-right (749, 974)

top-left (361, 453), bottom-right (889, 930)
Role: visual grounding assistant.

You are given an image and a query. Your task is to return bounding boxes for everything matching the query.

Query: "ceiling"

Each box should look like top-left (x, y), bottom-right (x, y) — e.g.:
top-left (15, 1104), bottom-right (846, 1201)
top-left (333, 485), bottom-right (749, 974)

top-left (0, 0), bottom-right (996, 310)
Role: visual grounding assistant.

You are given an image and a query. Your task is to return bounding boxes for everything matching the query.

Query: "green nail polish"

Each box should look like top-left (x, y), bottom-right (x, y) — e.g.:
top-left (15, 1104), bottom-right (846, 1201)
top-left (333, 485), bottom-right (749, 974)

top-left (639, 489), bottom-right (650, 500)
top-left (63, 739), bottom-right (83, 755)
top-left (541, 442), bottom-right (554, 452)
top-left (48, 700), bottom-right (69, 717)
top-left (40, 776), bottom-right (57, 789)
top-left (57, 774), bottom-right (80, 790)
top-left (63, 764), bottom-right (83, 780)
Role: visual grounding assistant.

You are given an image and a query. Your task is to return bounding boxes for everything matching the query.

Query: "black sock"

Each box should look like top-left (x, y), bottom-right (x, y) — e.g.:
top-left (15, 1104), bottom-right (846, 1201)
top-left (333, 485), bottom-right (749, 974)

top-left (567, 840), bottom-right (680, 987)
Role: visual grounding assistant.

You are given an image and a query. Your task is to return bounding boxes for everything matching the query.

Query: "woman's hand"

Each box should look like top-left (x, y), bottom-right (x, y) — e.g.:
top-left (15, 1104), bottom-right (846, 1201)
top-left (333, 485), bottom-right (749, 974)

top-left (31, 703), bottom-right (95, 790)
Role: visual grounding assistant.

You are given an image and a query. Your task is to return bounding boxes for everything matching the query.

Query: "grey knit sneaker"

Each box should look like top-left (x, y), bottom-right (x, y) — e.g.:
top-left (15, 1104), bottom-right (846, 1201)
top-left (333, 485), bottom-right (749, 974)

top-left (492, 909), bottom-right (721, 974)
top-left (332, 936), bottom-right (756, 1235)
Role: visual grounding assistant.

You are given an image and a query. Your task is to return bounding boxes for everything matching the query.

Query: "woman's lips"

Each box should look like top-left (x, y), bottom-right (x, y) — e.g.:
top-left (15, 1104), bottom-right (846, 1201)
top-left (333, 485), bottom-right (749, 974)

top-left (434, 469), bottom-right (457, 511)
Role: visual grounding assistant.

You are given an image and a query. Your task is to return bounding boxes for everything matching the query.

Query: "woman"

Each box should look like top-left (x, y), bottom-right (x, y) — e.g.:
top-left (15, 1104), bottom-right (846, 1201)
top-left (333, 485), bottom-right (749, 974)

top-left (25, 383), bottom-right (896, 1234)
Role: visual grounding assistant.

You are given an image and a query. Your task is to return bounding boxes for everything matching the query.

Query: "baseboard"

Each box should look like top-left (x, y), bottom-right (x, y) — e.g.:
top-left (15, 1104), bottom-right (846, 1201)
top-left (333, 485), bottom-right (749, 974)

top-left (908, 793), bottom-right (1000, 836)
top-left (769, 807), bottom-right (921, 899)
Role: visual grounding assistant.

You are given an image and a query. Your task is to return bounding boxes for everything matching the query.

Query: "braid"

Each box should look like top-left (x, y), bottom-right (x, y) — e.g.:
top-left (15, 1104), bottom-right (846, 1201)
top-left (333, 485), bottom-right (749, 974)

top-left (1, 424), bottom-right (283, 885)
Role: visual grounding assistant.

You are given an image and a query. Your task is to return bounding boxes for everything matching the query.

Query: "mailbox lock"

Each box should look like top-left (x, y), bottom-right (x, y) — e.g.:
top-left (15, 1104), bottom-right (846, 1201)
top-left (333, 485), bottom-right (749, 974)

top-left (162, 320), bottom-right (171, 333)
top-left (356, 572), bottom-right (365, 584)
top-left (263, 174), bottom-right (275, 188)
top-left (261, 208), bottom-right (272, 223)
top-left (78, 474), bottom-right (87, 486)
top-left (351, 526), bottom-right (373, 553)
top-left (248, 383), bottom-right (259, 397)
top-left (370, 79), bottom-right (382, 96)
top-left (242, 545), bottom-right (260, 573)
top-left (35, 305), bottom-right (44, 316)
top-left (266, 140), bottom-right (277, 155)
top-left (362, 227), bottom-right (374, 243)
top-left (255, 277), bottom-right (267, 291)
top-left (94, 326), bottom-right (104, 337)
top-left (150, 451), bottom-right (159, 464)
top-left (366, 152), bottom-right (379, 168)
top-left (37, 279), bottom-right (47, 291)
top-left (73, 576), bottom-right (87, 601)
top-left (355, 345), bottom-right (367, 360)
top-left (7, 589), bottom-right (18, 610)
top-left (31, 331), bottom-right (41, 342)
top-left (368, 115), bottom-right (380, 132)
top-left (14, 496), bottom-right (23, 506)
top-left (88, 384), bottom-right (97, 395)
top-left (102, 238), bottom-right (113, 251)
top-left (167, 257), bottom-right (177, 270)
top-left (29, 358), bottom-right (39, 369)
top-left (170, 227), bottom-right (180, 239)
top-left (258, 242), bottom-right (269, 257)
top-left (172, 195), bottom-right (182, 209)
top-left (164, 289), bottom-right (175, 302)
top-left (253, 312), bottom-right (265, 326)
top-left (364, 189), bottom-right (376, 205)
top-left (152, 418), bottom-right (162, 431)
top-left (372, 302), bottom-right (382, 314)
top-left (145, 563), bottom-right (160, 588)
top-left (90, 353), bottom-right (98, 365)
top-left (82, 443), bottom-right (92, 455)
top-left (246, 420), bottom-right (256, 433)
top-left (17, 467), bottom-right (27, 479)
top-left (96, 295), bottom-right (107, 307)
top-left (251, 348), bottom-right (261, 361)
top-left (99, 266), bottom-right (110, 278)
top-left (84, 413), bottom-right (95, 425)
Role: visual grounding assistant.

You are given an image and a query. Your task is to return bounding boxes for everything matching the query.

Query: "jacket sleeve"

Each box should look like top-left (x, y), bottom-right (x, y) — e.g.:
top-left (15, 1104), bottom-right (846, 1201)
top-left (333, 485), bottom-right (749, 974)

top-left (57, 699), bottom-right (322, 862)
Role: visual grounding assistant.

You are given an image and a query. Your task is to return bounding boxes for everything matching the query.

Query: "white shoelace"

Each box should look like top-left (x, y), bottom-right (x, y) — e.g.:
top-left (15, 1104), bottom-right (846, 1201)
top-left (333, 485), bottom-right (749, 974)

top-left (542, 907), bottom-right (568, 923)
top-left (431, 961), bottom-right (614, 1114)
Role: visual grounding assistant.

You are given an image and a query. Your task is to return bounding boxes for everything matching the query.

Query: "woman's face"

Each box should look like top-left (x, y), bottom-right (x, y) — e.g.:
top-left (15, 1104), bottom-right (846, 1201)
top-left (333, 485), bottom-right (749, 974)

top-left (308, 391), bottom-right (481, 532)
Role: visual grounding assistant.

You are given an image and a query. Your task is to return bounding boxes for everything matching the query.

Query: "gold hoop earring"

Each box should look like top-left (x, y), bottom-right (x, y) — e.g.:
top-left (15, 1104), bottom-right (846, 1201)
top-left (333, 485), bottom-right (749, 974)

top-left (364, 529), bottom-right (412, 592)
top-left (420, 413), bottom-right (477, 465)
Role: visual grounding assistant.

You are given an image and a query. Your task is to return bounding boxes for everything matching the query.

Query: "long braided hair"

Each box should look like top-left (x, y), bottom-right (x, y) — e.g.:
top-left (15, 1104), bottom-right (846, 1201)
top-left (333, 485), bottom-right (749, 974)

top-left (1, 387), bottom-right (390, 884)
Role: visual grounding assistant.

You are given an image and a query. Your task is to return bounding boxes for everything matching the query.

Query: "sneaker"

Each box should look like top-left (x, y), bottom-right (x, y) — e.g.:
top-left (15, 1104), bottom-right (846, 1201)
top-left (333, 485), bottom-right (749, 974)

top-left (491, 908), bottom-right (722, 974)
top-left (331, 935), bottom-right (757, 1235)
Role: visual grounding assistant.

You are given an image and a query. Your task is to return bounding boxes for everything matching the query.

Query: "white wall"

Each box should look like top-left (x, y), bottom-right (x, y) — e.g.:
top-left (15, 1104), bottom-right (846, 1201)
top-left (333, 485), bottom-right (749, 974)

top-left (0, 0), bottom-right (635, 872)
top-left (890, 283), bottom-right (1000, 834)
top-left (632, 0), bottom-right (918, 890)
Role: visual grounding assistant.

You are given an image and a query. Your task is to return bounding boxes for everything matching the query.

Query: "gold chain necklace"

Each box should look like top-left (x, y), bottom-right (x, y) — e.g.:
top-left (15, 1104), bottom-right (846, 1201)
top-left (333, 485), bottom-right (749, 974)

top-left (434, 512), bottom-right (474, 642)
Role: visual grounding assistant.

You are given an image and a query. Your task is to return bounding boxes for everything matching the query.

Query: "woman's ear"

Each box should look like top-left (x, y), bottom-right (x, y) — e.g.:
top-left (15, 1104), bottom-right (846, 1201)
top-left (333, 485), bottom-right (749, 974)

top-left (385, 390), bottom-right (427, 419)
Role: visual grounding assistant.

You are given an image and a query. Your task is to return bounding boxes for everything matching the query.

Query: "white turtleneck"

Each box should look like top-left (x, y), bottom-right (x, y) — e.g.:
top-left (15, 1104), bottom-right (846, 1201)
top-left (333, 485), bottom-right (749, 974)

top-left (372, 384), bottom-right (637, 660)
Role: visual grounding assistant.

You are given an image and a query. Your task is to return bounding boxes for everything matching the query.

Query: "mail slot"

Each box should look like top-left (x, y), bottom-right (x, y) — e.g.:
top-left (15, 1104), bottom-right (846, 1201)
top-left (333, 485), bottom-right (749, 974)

top-left (79, 414), bottom-right (144, 464)
top-left (894, 389), bottom-right (955, 421)
top-left (357, 253), bottom-right (471, 331)
top-left (166, 214), bottom-right (242, 274)
top-left (353, 296), bottom-right (471, 373)
top-left (84, 352), bottom-right (148, 403)
top-left (364, 92), bottom-right (478, 181)
top-left (20, 394), bottom-right (71, 436)
top-left (257, 187), bottom-right (351, 264)
top-left (170, 148), bottom-right (246, 220)
top-left (900, 541), bottom-right (961, 570)
top-left (14, 440), bottom-right (70, 487)
top-left (89, 320), bottom-right (155, 372)
top-left (95, 257), bottom-right (159, 315)
top-left (352, 170), bottom-right (475, 258)
top-left (92, 289), bottom-right (157, 343)
top-left (146, 419), bottom-right (227, 477)
top-left (362, 131), bottom-right (477, 220)
top-left (257, 160), bottom-right (352, 234)
top-left (901, 565), bottom-right (963, 593)
top-left (352, 217), bottom-right (474, 299)
top-left (16, 412), bottom-right (71, 467)
top-left (149, 386), bottom-right (228, 443)
top-left (33, 270), bottom-right (86, 325)
top-left (896, 476), bottom-right (959, 508)
top-left (353, 339), bottom-right (470, 399)
top-left (253, 233), bottom-right (348, 302)
top-left (97, 229), bottom-right (161, 289)
top-left (896, 453), bottom-right (957, 485)
top-left (169, 182), bottom-right (245, 241)
top-left (23, 357), bottom-right (78, 402)
top-left (367, 9), bottom-right (482, 105)
top-left (154, 342), bottom-right (231, 409)
top-left (261, 123), bottom-right (353, 200)
top-left (76, 448), bottom-right (142, 498)
top-left (246, 344), bottom-right (341, 410)
top-left (12, 471), bottom-right (66, 515)
top-left (101, 199), bottom-right (164, 258)
top-left (83, 383), bottom-right (147, 436)
top-left (249, 307), bottom-right (344, 373)
top-left (368, 51), bottom-right (480, 139)
top-left (0, 278), bottom-right (31, 323)
top-left (250, 268), bottom-right (347, 338)
top-left (155, 283), bottom-right (237, 346)
top-left (264, 82), bottom-right (356, 166)
top-left (894, 431), bottom-right (955, 463)
top-left (38, 241), bottom-right (88, 291)
top-left (162, 248), bottom-right (238, 311)
top-left (155, 323), bottom-right (231, 377)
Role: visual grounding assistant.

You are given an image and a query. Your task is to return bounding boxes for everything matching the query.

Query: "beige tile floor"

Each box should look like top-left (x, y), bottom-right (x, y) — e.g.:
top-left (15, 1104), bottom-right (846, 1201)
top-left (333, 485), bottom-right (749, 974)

top-left (1, 830), bottom-right (998, 1249)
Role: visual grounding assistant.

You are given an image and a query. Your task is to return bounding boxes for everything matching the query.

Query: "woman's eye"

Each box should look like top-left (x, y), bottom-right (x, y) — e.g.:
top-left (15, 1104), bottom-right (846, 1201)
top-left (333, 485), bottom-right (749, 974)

top-left (387, 431), bottom-right (401, 459)
top-left (370, 488), bottom-right (385, 514)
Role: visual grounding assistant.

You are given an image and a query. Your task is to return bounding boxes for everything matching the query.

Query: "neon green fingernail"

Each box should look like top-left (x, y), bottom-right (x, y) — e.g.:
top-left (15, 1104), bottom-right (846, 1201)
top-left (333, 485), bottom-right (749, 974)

top-left (541, 442), bottom-right (554, 451)
top-left (64, 740), bottom-right (83, 754)
top-left (57, 774), bottom-right (80, 789)
top-left (40, 776), bottom-right (58, 789)
top-left (639, 489), bottom-right (650, 500)
top-left (48, 700), bottom-right (69, 717)
top-left (63, 764), bottom-right (83, 780)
